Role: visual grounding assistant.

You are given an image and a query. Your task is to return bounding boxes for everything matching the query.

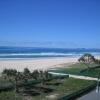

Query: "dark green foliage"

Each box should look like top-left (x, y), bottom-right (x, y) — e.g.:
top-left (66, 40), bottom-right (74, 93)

top-left (2, 69), bottom-right (17, 77)
top-left (0, 92), bottom-right (23, 100)
top-left (78, 53), bottom-right (96, 69)
top-left (31, 70), bottom-right (39, 80)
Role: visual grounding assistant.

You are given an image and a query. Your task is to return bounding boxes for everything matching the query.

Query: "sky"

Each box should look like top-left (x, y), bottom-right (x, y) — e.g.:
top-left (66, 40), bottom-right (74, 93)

top-left (0, 0), bottom-right (100, 48)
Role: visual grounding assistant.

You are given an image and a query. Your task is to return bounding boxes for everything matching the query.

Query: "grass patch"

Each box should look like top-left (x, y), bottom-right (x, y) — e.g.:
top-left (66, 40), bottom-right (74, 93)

top-left (30, 78), bottom-right (95, 100)
top-left (0, 78), bottom-right (14, 91)
top-left (49, 63), bottom-right (87, 74)
top-left (49, 63), bottom-right (100, 78)
top-left (0, 91), bottom-right (23, 100)
top-left (81, 68), bottom-right (100, 77)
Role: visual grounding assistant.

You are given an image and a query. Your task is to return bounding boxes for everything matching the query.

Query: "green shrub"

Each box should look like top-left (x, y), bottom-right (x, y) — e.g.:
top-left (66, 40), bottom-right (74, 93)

top-left (0, 91), bottom-right (23, 100)
top-left (0, 79), bottom-right (14, 91)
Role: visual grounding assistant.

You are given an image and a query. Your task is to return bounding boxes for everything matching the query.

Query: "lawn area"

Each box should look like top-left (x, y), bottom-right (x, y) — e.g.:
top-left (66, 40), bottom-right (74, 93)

top-left (30, 78), bottom-right (95, 100)
top-left (81, 68), bottom-right (100, 77)
top-left (49, 63), bottom-right (100, 78)
top-left (49, 63), bottom-right (87, 74)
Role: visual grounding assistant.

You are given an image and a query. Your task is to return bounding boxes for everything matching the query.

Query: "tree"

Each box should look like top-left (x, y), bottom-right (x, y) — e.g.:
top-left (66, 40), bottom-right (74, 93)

top-left (78, 53), bottom-right (96, 69)
top-left (95, 59), bottom-right (100, 65)
top-left (23, 68), bottom-right (30, 75)
top-left (23, 68), bottom-right (31, 82)
top-left (2, 69), bottom-right (17, 77)
top-left (31, 70), bottom-right (39, 80)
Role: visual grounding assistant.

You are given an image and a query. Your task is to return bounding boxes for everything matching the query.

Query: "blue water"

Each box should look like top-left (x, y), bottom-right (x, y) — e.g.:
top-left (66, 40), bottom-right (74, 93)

top-left (0, 46), bottom-right (100, 58)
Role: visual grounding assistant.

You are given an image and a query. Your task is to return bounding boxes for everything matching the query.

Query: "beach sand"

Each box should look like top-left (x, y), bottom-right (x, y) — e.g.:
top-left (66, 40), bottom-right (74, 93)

top-left (0, 57), bottom-right (78, 73)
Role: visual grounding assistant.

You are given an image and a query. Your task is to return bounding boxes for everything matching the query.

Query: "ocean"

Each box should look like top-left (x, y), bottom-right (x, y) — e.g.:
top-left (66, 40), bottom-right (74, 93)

top-left (0, 46), bottom-right (100, 58)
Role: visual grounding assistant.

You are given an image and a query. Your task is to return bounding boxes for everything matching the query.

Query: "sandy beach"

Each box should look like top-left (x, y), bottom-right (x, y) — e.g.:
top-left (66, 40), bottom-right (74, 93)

top-left (0, 57), bottom-right (78, 73)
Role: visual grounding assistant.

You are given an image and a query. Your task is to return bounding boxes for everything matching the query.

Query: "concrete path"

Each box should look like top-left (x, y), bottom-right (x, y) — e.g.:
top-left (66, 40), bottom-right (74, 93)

top-left (48, 72), bottom-right (98, 81)
top-left (77, 88), bottom-right (100, 100)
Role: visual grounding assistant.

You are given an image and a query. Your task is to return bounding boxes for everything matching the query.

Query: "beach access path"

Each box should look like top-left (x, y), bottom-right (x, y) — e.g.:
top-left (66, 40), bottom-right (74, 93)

top-left (48, 72), bottom-right (98, 81)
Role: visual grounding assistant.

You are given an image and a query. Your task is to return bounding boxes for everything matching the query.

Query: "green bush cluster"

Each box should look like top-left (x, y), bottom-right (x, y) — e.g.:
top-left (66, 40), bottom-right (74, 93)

top-left (0, 91), bottom-right (23, 100)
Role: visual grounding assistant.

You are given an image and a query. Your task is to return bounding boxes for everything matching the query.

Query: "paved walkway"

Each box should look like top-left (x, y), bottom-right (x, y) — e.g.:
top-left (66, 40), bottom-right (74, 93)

top-left (77, 88), bottom-right (100, 100)
top-left (48, 72), bottom-right (98, 81)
